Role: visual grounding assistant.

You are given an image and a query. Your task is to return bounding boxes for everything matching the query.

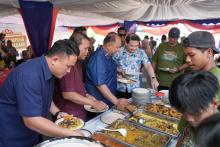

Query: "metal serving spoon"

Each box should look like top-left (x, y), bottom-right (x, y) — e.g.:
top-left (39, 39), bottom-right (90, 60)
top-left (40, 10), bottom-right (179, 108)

top-left (97, 126), bottom-right (127, 137)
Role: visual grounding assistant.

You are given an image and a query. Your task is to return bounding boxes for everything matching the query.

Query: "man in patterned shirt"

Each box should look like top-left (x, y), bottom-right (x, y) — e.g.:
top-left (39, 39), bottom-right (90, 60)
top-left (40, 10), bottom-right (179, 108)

top-left (113, 33), bottom-right (159, 98)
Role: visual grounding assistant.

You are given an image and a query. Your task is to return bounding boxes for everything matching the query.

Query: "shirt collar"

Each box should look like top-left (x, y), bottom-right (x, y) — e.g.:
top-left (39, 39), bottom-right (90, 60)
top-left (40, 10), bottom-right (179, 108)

top-left (41, 56), bottom-right (53, 80)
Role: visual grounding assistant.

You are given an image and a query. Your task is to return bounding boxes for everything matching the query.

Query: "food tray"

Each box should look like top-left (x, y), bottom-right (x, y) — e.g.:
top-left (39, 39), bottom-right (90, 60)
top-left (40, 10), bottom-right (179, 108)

top-left (102, 119), bottom-right (171, 147)
top-left (143, 103), bottom-right (182, 121)
top-left (128, 113), bottom-right (179, 138)
top-left (92, 131), bottom-right (133, 147)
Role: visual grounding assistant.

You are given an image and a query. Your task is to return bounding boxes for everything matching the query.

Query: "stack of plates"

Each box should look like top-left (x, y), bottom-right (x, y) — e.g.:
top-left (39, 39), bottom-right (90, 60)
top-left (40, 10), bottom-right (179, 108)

top-left (132, 88), bottom-right (151, 105)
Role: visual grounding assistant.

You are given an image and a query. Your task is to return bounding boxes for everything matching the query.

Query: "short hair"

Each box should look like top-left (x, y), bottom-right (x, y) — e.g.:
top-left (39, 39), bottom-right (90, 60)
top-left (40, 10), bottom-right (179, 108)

top-left (144, 35), bottom-right (149, 40)
top-left (169, 71), bottom-right (219, 114)
top-left (117, 27), bottom-right (127, 33)
top-left (69, 32), bottom-right (90, 47)
top-left (74, 26), bottom-right (86, 33)
top-left (125, 33), bottom-right (140, 44)
top-left (161, 35), bottom-right (167, 41)
top-left (197, 113), bottom-right (220, 147)
top-left (45, 39), bottom-right (80, 57)
top-left (103, 32), bottom-right (119, 45)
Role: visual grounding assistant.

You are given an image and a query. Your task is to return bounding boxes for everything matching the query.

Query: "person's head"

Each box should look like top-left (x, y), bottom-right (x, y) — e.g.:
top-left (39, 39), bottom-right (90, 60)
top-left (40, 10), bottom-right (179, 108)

top-left (21, 50), bottom-right (29, 60)
top-left (125, 33), bottom-right (140, 53)
top-left (7, 40), bottom-right (13, 47)
top-left (183, 31), bottom-right (218, 71)
top-left (117, 27), bottom-right (127, 46)
top-left (144, 35), bottom-right (149, 40)
top-left (45, 39), bottom-right (80, 78)
top-left (103, 32), bottom-right (121, 55)
top-left (197, 114), bottom-right (220, 147)
top-left (161, 35), bottom-right (167, 42)
top-left (169, 71), bottom-right (219, 127)
top-left (74, 26), bottom-right (87, 35)
top-left (70, 32), bottom-right (90, 60)
top-left (168, 27), bottom-right (180, 46)
top-left (0, 33), bottom-right (5, 41)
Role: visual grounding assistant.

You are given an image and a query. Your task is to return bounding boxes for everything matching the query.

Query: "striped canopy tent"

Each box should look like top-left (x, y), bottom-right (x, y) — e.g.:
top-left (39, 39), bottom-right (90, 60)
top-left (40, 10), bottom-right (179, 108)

top-left (0, 0), bottom-right (220, 56)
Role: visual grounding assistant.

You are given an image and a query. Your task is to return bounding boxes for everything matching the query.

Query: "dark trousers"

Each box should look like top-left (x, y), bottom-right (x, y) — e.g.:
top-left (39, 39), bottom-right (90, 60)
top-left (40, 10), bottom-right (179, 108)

top-left (116, 90), bottom-right (131, 99)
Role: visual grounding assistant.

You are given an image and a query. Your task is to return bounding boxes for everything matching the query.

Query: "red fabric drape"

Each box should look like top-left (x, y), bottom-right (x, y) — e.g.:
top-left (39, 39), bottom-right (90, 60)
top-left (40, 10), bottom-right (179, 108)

top-left (91, 24), bottom-right (120, 36)
top-left (49, 8), bottom-right (60, 48)
top-left (140, 20), bottom-right (220, 35)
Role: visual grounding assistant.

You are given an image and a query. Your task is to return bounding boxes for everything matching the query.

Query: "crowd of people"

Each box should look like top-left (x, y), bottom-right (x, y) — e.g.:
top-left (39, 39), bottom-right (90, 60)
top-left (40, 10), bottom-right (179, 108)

top-left (0, 25), bottom-right (220, 147)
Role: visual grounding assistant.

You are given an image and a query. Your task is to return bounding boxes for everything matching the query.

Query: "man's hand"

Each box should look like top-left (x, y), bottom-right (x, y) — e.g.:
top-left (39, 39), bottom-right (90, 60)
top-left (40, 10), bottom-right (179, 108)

top-left (116, 98), bottom-right (129, 110)
top-left (56, 112), bottom-right (71, 119)
top-left (86, 93), bottom-right (96, 101)
top-left (92, 100), bottom-right (108, 111)
top-left (151, 78), bottom-right (159, 89)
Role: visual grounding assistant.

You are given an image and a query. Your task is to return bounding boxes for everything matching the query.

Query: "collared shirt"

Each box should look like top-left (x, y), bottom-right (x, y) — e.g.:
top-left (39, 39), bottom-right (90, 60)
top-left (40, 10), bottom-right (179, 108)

top-left (113, 47), bottom-right (150, 93)
top-left (53, 61), bottom-right (87, 120)
top-left (0, 56), bottom-right (54, 147)
top-left (85, 47), bottom-right (117, 106)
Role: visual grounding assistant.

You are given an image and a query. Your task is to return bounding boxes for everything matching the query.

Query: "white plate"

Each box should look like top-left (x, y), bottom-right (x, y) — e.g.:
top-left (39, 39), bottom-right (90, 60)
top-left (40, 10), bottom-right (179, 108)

top-left (84, 105), bottom-right (109, 113)
top-left (158, 67), bottom-right (170, 72)
top-left (55, 117), bottom-right (84, 130)
top-left (125, 71), bottom-right (142, 76)
top-left (117, 78), bottom-right (136, 84)
top-left (100, 111), bottom-right (126, 125)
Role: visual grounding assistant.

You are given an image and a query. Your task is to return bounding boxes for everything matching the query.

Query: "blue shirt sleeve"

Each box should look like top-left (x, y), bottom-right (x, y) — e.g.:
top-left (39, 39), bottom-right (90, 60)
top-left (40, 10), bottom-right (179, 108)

top-left (89, 53), bottom-right (109, 86)
top-left (16, 74), bottom-right (43, 117)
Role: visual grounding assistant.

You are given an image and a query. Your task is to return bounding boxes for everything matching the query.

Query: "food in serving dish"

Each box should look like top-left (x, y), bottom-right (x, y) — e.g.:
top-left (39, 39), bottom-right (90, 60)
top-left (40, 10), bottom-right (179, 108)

top-left (129, 113), bottom-right (179, 136)
top-left (92, 132), bottom-right (125, 147)
top-left (55, 115), bottom-right (84, 131)
top-left (144, 103), bottom-right (182, 119)
top-left (104, 120), bottom-right (170, 147)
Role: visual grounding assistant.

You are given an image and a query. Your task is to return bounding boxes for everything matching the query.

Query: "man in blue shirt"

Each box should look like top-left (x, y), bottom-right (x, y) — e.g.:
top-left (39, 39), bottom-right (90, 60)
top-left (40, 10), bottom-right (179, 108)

top-left (85, 32), bottom-right (128, 107)
top-left (0, 39), bottom-right (83, 147)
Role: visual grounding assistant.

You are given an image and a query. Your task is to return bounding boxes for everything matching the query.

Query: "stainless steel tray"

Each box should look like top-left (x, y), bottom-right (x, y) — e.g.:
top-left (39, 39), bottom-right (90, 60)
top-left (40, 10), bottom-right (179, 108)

top-left (143, 103), bottom-right (181, 122)
top-left (102, 119), bottom-right (171, 147)
top-left (92, 131), bottom-right (134, 147)
top-left (127, 113), bottom-right (179, 138)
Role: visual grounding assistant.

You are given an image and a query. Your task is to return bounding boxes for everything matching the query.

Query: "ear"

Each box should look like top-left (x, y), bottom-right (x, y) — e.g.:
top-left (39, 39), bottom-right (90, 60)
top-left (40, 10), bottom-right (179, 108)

top-left (207, 48), bottom-right (213, 56)
top-left (211, 98), bottom-right (219, 109)
top-left (50, 55), bottom-right (60, 65)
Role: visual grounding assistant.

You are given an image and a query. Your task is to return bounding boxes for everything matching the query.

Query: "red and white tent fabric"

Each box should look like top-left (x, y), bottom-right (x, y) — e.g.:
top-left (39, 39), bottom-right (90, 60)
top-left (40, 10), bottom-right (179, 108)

top-left (0, 0), bottom-right (220, 26)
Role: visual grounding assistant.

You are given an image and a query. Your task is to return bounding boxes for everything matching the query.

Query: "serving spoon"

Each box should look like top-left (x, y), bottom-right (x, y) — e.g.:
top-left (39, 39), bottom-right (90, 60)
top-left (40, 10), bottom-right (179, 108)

top-left (97, 126), bottom-right (127, 137)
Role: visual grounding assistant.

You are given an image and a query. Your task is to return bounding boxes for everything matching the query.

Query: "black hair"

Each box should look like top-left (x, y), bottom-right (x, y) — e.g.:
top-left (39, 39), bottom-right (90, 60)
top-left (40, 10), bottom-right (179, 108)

top-left (74, 26), bottom-right (86, 33)
top-left (117, 27), bottom-right (127, 33)
top-left (197, 113), bottom-right (220, 147)
top-left (69, 32), bottom-right (90, 47)
top-left (45, 39), bottom-right (80, 57)
top-left (169, 71), bottom-right (219, 114)
top-left (125, 33), bottom-right (140, 44)
top-left (103, 32), bottom-right (119, 45)
top-left (144, 35), bottom-right (149, 40)
top-left (161, 35), bottom-right (167, 40)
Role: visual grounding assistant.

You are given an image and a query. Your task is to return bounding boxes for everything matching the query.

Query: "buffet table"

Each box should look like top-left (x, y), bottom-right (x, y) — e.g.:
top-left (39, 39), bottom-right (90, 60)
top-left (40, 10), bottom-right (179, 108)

top-left (83, 104), bottom-right (178, 147)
